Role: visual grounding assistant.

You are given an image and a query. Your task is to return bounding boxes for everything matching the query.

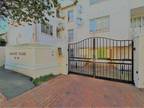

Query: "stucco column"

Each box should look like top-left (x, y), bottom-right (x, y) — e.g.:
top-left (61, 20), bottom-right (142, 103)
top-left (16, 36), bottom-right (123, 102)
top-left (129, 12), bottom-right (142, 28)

top-left (134, 35), bottom-right (144, 88)
top-left (32, 23), bottom-right (38, 43)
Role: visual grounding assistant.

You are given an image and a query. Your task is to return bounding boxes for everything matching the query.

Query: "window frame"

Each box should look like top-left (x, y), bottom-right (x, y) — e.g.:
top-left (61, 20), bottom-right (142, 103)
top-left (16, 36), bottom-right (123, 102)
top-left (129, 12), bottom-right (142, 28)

top-left (41, 24), bottom-right (53, 36)
top-left (68, 29), bottom-right (74, 42)
top-left (89, 16), bottom-right (110, 33)
top-left (68, 10), bottom-right (74, 22)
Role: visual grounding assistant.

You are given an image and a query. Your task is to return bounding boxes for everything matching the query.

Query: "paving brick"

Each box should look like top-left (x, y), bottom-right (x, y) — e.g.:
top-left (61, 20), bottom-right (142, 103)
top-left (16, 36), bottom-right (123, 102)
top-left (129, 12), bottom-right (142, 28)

top-left (3, 74), bottom-right (144, 108)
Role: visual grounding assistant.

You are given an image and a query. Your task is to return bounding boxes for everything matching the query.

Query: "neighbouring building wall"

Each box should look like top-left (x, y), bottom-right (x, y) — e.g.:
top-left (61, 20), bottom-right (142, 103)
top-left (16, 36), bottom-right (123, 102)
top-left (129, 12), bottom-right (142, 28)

top-left (131, 0), bottom-right (144, 9)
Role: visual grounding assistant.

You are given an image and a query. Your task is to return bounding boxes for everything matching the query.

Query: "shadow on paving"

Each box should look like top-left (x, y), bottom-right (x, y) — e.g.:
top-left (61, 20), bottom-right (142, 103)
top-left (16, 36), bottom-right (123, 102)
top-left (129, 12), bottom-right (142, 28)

top-left (0, 67), bottom-right (35, 100)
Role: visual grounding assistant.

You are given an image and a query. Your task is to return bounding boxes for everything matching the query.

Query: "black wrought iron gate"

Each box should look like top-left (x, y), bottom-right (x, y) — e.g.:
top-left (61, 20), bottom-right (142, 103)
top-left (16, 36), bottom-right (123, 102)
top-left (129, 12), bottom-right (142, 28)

top-left (68, 37), bottom-right (134, 83)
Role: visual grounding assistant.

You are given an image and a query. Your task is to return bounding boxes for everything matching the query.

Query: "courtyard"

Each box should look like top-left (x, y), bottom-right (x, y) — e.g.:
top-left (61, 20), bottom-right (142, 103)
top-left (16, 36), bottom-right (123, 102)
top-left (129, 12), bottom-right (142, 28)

top-left (2, 74), bottom-right (144, 108)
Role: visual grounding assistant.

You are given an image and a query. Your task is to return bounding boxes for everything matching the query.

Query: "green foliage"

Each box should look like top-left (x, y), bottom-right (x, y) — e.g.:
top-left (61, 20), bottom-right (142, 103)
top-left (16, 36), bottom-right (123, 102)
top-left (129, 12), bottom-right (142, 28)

top-left (32, 74), bottom-right (59, 86)
top-left (0, 0), bottom-right (59, 25)
top-left (97, 48), bottom-right (108, 59)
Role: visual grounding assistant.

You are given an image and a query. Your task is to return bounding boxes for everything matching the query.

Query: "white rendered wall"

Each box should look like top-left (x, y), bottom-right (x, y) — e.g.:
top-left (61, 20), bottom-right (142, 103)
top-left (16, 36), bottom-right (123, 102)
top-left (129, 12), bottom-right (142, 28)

top-left (133, 35), bottom-right (144, 88)
top-left (7, 24), bottom-right (33, 45)
top-left (131, 0), bottom-right (144, 9)
top-left (5, 44), bottom-right (68, 78)
top-left (63, 0), bottom-right (144, 42)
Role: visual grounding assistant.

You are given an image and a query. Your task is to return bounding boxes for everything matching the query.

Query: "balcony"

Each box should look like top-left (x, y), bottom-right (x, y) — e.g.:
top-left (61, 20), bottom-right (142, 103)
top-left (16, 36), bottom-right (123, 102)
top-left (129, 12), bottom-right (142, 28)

top-left (130, 26), bottom-right (144, 37)
top-left (131, 7), bottom-right (144, 36)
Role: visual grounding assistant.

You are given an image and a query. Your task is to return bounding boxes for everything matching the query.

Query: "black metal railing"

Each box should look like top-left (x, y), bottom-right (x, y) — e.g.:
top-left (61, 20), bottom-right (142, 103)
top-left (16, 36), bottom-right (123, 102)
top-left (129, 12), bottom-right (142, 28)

top-left (68, 37), bottom-right (134, 83)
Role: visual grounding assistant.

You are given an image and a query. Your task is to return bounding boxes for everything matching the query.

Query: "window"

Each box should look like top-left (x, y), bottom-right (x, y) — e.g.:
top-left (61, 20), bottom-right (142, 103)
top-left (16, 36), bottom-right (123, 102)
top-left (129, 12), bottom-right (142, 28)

top-left (41, 24), bottom-right (53, 36)
top-left (68, 10), bottom-right (74, 22)
top-left (89, 16), bottom-right (109, 33)
top-left (68, 29), bottom-right (74, 42)
top-left (77, 5), bottom-right (82, 14)
top-left (90, 19), bottom-right (97, 32)
top-left (76, 18), bottom-right (83, 27)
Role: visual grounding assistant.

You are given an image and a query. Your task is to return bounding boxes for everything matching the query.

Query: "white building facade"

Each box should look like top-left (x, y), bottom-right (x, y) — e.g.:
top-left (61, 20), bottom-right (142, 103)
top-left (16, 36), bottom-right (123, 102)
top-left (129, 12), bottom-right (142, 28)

top-left (5, 3), bottom-right (68, 78)
top-left (60, 0), bottom-right (144, 42)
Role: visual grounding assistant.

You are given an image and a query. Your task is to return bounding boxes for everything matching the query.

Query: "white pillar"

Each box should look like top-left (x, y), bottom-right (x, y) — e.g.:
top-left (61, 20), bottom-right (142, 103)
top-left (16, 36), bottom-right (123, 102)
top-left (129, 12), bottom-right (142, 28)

top-left (134, 35), bottom-right (144, 88)
top-left (32, 23), bottom-right (38, 43)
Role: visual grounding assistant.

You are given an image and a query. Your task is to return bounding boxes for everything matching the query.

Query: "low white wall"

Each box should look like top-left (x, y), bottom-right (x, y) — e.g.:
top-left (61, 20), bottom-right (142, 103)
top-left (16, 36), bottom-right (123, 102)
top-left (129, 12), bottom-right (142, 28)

top-left (5, 44), bottom-right (68, 79)
top-left (0, 47), bottom-right (5, 67)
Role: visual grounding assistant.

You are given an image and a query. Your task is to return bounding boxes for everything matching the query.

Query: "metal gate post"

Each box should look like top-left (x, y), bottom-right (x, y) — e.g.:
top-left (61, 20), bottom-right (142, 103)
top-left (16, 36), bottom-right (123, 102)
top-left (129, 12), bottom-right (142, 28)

top-left (68, 44), bottom-right (70, 74)
top-left (132, 40), bottom-right (134, 84)
top-left (93, 38), bottom-right (96, 77)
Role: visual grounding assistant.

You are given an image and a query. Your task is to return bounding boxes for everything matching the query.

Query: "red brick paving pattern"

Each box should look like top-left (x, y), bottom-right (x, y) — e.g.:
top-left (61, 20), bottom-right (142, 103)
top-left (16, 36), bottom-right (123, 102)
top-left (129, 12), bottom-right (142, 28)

top-left (3, 75), bottom-right (144, 108)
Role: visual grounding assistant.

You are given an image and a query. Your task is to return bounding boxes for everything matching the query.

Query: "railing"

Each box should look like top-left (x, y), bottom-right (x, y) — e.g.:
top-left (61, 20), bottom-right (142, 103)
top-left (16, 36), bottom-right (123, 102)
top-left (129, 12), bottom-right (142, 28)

top-left (38, 33), bottom-right (66, 45)
top-left (131, 27), bottom-right (144, 36)
top-left (68, 37), bottom-right (134, 83)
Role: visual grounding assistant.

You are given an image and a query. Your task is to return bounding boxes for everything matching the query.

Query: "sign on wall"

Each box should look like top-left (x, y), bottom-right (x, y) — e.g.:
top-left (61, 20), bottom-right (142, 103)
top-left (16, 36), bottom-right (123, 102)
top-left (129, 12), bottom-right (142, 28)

top-left (9, 51), bottom-right (26, 60)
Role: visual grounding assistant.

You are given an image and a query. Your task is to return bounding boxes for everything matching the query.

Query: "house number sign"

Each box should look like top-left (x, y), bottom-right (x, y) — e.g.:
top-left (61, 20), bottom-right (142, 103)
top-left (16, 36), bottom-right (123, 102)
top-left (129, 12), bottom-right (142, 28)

top-left (9, 52), bottom-right (26, 60)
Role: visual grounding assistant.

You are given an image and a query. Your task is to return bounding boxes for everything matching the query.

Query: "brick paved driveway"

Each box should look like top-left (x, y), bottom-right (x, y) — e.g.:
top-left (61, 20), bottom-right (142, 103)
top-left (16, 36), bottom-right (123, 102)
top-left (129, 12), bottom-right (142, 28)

top-left (4, 74), bottom-right (144, 108)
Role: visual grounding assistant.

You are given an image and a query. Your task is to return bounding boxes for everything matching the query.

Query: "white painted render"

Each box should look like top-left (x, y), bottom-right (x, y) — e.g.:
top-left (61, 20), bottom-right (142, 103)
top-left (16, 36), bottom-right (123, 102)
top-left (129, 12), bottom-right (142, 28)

top-left (61, 0), bottom-right (144, 42)
top-left (5, 44), bottom-right (68, 78)
top-left (7, 0), bottom-right (144, 45)
top-left (7, 18), bottom-right (66, 47)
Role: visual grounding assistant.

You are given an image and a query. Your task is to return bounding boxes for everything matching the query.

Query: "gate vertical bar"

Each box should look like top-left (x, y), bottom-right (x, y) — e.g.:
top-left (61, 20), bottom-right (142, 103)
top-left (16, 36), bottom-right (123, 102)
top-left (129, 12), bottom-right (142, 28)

top-left (132, 40), bottom-right (134, 83)
top-left (68, 44), bottom-right (70, 73)
top-left (93, 38), bottom-right (96, 77)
